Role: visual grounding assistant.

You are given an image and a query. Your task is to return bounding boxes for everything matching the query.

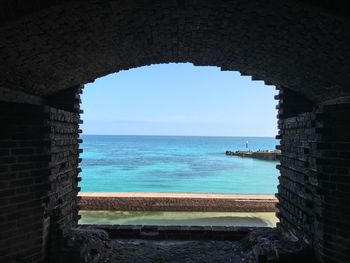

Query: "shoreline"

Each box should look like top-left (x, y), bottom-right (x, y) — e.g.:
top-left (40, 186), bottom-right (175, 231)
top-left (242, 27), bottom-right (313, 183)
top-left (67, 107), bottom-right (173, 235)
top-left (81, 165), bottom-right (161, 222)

top-left (79, 192), bottom-right (277, 212)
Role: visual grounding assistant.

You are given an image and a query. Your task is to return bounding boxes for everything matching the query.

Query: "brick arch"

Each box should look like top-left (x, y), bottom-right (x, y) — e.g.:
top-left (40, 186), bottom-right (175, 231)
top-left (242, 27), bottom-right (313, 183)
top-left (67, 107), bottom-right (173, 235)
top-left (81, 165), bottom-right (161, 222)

top-left (0, 0), bottom-right (350, 102)
top-left (1, 1), bottom-right (350, 262)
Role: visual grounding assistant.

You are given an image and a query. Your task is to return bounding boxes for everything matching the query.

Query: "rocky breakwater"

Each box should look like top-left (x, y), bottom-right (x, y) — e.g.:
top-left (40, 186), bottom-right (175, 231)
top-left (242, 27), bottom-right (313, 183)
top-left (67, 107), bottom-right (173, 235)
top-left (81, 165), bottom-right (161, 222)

top-left (79, 192), bottom-right (277, 212)
top-left (225, 150), bottom-right (281, 161)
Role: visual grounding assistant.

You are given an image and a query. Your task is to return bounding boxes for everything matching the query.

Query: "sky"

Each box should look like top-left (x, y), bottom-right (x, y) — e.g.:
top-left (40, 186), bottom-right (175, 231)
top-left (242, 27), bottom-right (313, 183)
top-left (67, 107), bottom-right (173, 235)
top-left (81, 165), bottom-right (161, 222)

top-left (81, 63), bottom-right (278, 137)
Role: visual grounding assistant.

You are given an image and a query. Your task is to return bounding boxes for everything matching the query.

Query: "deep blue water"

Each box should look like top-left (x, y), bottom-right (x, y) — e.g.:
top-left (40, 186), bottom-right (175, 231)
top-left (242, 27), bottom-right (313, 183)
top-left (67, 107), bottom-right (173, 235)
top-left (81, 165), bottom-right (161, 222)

top-left (79, 135), bottom-right (279, 194)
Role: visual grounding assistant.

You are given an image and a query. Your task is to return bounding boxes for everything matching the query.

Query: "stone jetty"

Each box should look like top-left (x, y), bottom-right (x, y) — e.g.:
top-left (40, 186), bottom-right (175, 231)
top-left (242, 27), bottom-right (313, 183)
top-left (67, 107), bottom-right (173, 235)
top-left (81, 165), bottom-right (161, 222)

top-left (225, 150), bottom-right (281, 161)
top-left (79, 192), bottom-right (277, 212)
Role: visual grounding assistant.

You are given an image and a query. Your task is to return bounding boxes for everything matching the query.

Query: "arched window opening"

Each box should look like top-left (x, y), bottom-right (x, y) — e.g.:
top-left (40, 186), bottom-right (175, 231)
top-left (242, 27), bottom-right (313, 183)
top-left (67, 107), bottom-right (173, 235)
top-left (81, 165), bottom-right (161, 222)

top-left (78, 63), bottom-right (280, 228)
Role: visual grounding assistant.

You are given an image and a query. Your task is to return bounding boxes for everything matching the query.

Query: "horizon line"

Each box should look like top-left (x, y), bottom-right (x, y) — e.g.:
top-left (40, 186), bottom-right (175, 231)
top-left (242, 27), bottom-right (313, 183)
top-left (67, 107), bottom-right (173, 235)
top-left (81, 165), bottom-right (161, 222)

top-left (81, 134), bottom-right (276, 138)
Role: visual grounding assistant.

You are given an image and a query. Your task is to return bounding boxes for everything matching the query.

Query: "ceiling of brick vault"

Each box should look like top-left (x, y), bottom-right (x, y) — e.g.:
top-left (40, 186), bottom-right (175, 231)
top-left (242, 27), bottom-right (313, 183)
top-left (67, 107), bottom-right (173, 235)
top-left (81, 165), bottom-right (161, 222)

top-left (0, 0), bottom-right (350, 102)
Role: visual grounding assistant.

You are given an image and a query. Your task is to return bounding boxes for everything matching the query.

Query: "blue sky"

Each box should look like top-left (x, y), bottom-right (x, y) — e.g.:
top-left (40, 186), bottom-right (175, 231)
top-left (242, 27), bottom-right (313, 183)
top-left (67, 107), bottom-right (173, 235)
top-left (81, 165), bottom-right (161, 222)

top-left (81, 63), bottom-right (278, 136)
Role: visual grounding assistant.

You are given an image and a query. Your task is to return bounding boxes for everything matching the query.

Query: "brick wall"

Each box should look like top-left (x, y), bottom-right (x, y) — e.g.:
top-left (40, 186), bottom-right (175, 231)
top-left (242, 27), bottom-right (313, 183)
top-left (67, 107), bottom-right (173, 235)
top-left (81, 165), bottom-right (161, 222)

top-left (277, 112), bottom-right (317, 242)
top-left (44, 86), bottom-right (83, 262)
top-left (0, 101), bottom-right (49, 262)
top-left (0, 86), bottom-right (82, 263)
top-left (276, 87), bottom-right (350, 262)
top-left (313, 102), bottom-right (350, 262)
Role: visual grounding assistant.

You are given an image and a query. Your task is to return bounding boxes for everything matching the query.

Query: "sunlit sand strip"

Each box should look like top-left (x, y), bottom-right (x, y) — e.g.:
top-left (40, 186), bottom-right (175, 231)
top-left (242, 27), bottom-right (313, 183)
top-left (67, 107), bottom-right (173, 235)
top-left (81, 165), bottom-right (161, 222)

top-left (79, 192), bottom-right (277, 212)
top-left (79, 192), bottom-right (276, 200)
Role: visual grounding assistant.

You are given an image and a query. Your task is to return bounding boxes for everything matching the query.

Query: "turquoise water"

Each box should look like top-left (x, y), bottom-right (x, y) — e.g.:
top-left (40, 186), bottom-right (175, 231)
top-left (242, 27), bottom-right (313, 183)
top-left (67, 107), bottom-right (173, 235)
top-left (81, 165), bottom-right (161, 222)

top-left (79, 135), bottom-right (279, 194)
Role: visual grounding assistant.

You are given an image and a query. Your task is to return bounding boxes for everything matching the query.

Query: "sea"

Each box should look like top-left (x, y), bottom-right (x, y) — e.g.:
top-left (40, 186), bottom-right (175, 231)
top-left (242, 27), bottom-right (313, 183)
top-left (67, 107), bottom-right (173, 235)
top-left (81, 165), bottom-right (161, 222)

top-left (79, 135), bottom-right (280, 194)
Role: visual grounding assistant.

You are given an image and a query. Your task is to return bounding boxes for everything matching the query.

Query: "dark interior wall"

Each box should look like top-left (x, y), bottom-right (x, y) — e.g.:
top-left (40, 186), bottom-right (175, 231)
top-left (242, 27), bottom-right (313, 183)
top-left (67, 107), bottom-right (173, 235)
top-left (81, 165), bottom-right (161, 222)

top-left (1, 0), bottom-right (350, 102)
top-left (0, 100), bottom-right (49, 262)
top-left (313, 102), bottom-right (350, 262)
top-left (276, 87), bottom-right (350, 262)
top-left (0, 86), bottom-right (82, 262)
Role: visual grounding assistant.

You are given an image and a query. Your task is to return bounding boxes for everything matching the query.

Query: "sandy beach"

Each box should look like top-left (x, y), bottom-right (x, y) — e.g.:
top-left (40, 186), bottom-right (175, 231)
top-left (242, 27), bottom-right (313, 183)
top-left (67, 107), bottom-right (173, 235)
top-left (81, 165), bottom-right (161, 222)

top-left (80, 192), bottom-right (276, 199)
